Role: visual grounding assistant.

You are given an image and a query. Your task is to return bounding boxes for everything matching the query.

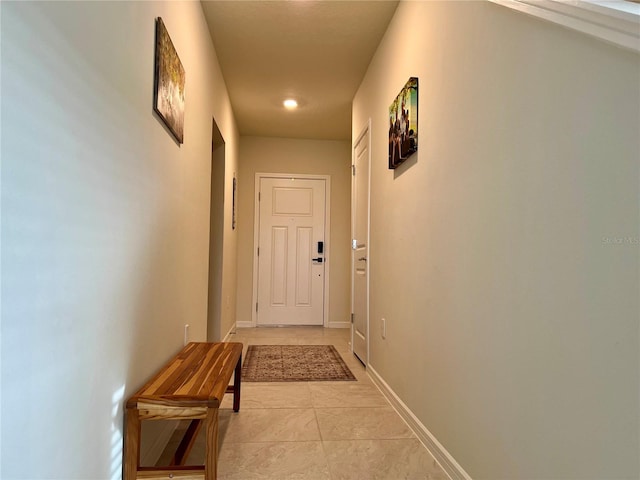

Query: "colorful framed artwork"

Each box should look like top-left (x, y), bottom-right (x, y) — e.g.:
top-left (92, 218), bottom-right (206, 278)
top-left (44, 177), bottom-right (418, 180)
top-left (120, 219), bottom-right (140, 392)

top-left (388, 77), bottom-right (418, 169)
top-left (153, 17), bottom-right (186, 144)
top-left (232, 175), bottom-right (237, 230)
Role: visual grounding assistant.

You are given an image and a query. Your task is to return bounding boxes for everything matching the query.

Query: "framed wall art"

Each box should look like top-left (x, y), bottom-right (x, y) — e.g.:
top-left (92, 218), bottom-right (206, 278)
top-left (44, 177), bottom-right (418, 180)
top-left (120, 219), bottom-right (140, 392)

top-left (232, 175), bottom-right (237, 230)
top-left (153, 17), bottom-right (186, 144)
top-left (388, 77), bottom-right (418, 169)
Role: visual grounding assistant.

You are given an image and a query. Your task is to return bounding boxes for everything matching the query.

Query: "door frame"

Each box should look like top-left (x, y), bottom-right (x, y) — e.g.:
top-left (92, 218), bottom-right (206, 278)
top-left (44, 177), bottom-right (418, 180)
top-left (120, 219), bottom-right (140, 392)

top-left (351, 120), bottom-right (371, 364)
top-left (251, 172), bottom-right (332, 327)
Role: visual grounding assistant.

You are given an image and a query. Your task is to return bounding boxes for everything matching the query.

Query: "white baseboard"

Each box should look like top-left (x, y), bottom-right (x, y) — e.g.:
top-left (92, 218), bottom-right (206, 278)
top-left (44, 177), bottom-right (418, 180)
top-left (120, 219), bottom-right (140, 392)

top-left (235, 321), bottom-right (350, 329)
top-left (222, 323), bottom-right (236, 342)
top-left (367, 365), bottom-right (472, 480)
top-left (326, 322), bottom-right (350, 329)
top-left (140, 421), bottom-right (177, 466)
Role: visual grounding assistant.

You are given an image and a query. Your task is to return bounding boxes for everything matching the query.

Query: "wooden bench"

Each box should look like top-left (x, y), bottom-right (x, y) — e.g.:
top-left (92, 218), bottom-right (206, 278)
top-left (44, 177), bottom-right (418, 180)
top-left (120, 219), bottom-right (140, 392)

top-left (124, 342), bottom-right (243, 480)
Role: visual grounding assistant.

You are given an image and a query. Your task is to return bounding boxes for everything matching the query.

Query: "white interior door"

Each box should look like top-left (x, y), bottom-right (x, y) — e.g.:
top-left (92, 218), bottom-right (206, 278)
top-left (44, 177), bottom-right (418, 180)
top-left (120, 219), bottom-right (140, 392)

top-left (352, 126), bottom-right (370, 363)
top-left (257, 176), bottom-right (326, 326)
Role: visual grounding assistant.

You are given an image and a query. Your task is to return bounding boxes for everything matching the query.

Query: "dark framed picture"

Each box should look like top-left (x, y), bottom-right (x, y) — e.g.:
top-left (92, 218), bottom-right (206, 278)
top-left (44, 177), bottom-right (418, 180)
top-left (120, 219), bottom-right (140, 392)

top-left (388, 77), bottom-right (418, 169)
top-left (153, 17), bottom-right (185, 144)
top-left (232, 175), bottom-right (237, 230)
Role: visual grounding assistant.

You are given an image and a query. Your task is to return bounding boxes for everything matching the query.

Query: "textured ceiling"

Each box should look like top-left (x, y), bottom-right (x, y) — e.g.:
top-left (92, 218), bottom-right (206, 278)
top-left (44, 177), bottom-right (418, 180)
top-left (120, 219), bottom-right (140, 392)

top-left (201, 1), bottom-right (399, 140)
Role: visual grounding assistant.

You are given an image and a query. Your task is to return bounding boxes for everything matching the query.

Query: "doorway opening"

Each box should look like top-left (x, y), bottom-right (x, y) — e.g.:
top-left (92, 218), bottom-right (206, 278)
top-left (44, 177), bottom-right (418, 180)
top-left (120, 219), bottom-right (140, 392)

top-left (207, 120), bottom-right (225, 341)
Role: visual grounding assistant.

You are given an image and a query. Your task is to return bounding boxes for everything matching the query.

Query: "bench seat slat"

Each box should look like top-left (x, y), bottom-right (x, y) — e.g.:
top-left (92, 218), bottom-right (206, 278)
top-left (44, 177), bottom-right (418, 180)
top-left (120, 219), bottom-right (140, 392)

top-left (153, 343), bottom-right (218, 397)
top-left (180, 344), bottom-right (226, 396)
top-left (196, 347), bottom-right (238, 399)
top-left (127, 342), bottom-right (242, 408)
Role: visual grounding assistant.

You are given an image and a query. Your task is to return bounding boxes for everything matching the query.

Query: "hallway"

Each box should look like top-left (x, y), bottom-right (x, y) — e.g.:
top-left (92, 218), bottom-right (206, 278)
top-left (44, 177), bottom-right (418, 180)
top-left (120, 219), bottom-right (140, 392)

top-left (158, 327), bottom-right (448, 479)
top-left (3, 2), bottom-right (638, 477)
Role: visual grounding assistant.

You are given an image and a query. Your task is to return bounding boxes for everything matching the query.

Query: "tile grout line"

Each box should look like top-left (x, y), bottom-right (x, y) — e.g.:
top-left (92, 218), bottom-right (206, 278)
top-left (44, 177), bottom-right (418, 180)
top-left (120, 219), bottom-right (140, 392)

top-left (308, 331), bottom-right (336, 480)
top-left (234, 329), bottom-right (354, 478)
top-left (314, 398), bottom-right (336, 480)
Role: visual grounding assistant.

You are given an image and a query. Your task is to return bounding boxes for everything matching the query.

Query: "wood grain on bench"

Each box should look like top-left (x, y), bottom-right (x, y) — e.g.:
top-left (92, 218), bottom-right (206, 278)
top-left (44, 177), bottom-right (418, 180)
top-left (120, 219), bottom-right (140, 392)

top-left (124, 342), bottom-right (243, 480)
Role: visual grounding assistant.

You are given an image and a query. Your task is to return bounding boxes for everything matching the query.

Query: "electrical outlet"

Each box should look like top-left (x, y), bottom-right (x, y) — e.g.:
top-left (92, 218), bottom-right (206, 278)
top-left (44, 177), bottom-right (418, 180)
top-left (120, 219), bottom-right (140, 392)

top-left (381, 318), bottom-right (386, 339)
top-left (184, 324), bottom-right (190, 346)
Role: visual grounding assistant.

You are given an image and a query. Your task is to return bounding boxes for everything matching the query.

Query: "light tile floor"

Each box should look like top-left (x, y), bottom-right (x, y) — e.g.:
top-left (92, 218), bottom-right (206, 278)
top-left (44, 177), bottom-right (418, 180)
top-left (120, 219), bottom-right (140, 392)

top-left (157, 326), bottom-right (449, 480)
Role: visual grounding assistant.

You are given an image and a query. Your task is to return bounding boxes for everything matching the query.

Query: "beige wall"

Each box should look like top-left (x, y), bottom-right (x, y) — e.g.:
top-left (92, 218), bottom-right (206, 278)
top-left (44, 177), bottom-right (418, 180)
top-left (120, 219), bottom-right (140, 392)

top-left (353, 1), bottom-right (639, 479)
top-left (1, 1), bottom-right (239, 476)
top-left (236, 136), bottom-right (352, 328)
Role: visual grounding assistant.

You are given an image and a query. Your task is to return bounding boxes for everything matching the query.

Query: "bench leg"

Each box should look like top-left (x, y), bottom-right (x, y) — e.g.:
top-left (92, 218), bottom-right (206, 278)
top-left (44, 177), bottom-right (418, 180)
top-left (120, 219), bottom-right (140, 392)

top-left (123, 409), bottom-right (140, 480)
top-left (233, 353), bottom-right (242, 412)
top-left (205, 407), bottom-right (219, 480)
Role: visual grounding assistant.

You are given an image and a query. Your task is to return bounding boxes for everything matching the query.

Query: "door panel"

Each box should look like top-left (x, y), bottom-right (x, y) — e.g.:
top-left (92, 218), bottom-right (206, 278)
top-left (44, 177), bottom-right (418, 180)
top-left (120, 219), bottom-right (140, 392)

top-left (296, 227), bottom-right (313, 306)
top-left (352, 128), bottom-right (370, 364)
top-left (274, 188), bottom-right (313, 215)
top-left (270, 227), bottom-right (287, 306)
top-left (257, 177), bottom-right (326, 326)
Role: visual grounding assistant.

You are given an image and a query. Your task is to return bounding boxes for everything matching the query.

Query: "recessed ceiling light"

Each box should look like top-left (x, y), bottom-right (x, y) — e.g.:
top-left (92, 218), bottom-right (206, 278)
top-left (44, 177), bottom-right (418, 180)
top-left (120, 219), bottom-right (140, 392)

top-left (283, 99), bottom-right (298, 109)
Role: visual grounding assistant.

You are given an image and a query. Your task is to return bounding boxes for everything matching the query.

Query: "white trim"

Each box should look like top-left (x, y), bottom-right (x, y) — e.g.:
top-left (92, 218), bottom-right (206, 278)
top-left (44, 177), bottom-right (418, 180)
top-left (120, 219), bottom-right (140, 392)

top-left (488, 0), bottom-right (640, 52)
top-left (222, 323), bottom-right (236, 342)
top-left (251, 173), bottom-right (331, 328)
top-left (351, 120), bottom-right (372, 366)
top-left (368, 366), bottom-right (472, 480)
top-left (250, 174), bottom-right (261, 328)
top-left (327, 321), bottom-right (351, 329)
top-left (235, 321), bottom-right (253, 329)
top-left (322, 175), bottom-right (331, 329)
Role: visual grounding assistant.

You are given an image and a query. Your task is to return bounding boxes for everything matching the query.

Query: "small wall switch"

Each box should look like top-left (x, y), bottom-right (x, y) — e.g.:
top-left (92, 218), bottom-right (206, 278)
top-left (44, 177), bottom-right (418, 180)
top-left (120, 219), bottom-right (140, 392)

top-left (184, 324), bottom-right (190, 346)
top-left (381, 318), bottom-right (386, 339)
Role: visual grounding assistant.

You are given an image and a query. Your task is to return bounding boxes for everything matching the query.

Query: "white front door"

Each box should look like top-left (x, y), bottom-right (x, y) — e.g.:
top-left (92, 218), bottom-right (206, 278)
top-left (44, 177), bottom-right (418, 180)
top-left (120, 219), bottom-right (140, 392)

top-left (256, 176), bottom-right (327, 326)
top-left (352, 126), bottom-right (370, 363)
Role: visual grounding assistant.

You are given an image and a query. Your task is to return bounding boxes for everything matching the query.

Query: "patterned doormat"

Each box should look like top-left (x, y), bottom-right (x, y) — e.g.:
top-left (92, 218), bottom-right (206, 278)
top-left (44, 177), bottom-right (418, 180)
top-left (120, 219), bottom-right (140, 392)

top-left (242, 345), bottom-right (356, 382)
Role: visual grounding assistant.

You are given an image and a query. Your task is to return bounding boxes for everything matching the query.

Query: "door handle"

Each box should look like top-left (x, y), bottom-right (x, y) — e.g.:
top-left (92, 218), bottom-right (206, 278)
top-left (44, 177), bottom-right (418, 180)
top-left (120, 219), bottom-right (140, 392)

top-left (312, 257), bottom-right (324, 263)
top-left (358, 257), bottom-right (367, 262)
